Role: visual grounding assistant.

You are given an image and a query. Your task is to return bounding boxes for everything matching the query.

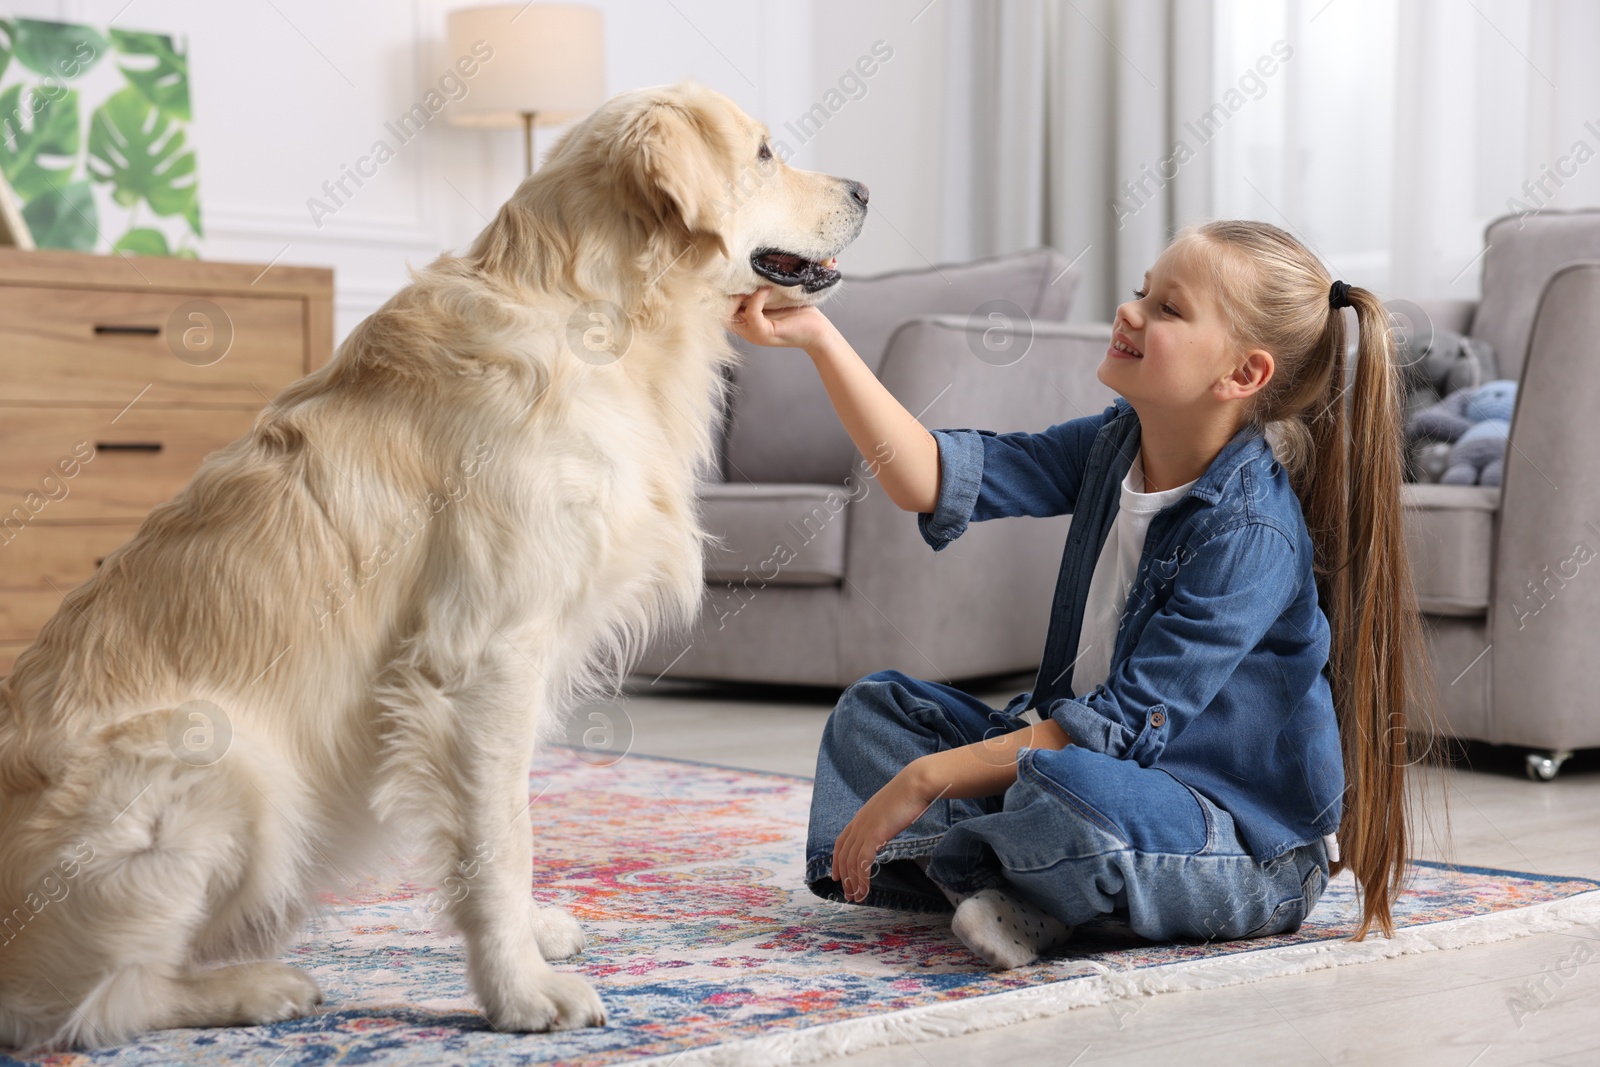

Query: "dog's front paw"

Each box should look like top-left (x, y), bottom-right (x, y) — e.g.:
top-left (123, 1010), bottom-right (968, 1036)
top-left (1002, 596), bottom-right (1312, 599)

top-left (531, 906), bottom-right (586, 960)
top-left (485, 970), bottom-right (606, 1032)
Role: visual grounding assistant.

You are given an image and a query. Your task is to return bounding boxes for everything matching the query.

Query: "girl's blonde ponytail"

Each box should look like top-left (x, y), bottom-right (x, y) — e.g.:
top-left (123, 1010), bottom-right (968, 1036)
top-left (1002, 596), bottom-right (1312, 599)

top-left (1319, 286), bottom-right (1433, 938)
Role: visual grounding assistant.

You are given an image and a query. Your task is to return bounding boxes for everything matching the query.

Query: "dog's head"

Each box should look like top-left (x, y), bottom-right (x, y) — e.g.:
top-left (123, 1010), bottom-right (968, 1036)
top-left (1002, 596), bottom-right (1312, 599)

top-left (576, 82), bottom-right (868, 307)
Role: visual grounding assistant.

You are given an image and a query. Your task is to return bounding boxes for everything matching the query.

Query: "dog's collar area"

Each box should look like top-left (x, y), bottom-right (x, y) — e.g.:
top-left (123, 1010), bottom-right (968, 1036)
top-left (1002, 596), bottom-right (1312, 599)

top-left (750, 248), bottom-right (841, 293)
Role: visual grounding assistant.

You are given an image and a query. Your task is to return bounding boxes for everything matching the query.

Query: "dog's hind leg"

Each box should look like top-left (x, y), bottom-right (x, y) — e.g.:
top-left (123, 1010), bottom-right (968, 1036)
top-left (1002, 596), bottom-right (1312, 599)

top-left (4, 714), bottom-right (323, 1050)
top-left (52, 961), bottom-right (322, 1048)
top-left (374, 644), bottom-right (605, 1033)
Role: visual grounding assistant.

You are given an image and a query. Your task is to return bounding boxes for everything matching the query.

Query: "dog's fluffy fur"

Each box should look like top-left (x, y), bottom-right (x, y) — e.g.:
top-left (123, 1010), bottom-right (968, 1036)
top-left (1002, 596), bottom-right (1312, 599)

top-left (0, 81), bottom-right (865, 1049)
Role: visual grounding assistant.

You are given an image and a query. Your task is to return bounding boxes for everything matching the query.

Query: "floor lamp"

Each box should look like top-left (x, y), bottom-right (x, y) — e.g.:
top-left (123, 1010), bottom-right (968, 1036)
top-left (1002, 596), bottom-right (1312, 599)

top-left (446, 4), bottom-right (607, 178)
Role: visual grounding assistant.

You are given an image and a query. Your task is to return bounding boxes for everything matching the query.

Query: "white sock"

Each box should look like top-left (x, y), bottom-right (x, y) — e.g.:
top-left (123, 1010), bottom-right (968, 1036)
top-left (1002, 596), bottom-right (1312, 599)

top-left (950, 888), bottom-right (1074, 969)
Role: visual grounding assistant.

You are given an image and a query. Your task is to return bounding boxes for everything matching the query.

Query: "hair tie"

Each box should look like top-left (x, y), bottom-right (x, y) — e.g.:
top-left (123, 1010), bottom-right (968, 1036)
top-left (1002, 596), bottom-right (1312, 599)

top-left (1329, 280), bottom-right (1352, 310)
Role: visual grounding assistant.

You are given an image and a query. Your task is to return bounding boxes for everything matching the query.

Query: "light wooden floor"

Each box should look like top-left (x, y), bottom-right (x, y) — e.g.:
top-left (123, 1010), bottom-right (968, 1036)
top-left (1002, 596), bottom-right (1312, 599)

top-left (618, 675), bottom-right (1600, 1067)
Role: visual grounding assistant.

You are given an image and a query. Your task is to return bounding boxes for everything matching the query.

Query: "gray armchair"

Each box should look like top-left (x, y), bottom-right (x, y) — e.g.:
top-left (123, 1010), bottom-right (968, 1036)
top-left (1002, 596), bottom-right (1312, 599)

top-left (632, 248), bottom-right (1100, 687)
top-left (1401, 209), bottom-right (1600, 778)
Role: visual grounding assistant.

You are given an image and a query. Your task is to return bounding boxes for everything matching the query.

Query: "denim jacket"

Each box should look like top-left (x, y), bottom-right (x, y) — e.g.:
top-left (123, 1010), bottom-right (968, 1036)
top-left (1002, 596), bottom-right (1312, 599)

top-left (917, 395), bottom-right (1344, 861)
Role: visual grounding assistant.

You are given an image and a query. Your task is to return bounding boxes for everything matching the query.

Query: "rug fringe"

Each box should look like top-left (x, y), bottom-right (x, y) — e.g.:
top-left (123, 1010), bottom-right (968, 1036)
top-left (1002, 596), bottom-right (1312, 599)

top-left (631, 889), bottom-right (1600, 1067)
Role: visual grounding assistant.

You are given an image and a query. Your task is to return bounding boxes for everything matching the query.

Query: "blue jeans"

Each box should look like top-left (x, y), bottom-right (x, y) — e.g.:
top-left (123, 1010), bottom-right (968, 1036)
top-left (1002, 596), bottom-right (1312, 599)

top-left (805, 669), bottom-right (1332, 943)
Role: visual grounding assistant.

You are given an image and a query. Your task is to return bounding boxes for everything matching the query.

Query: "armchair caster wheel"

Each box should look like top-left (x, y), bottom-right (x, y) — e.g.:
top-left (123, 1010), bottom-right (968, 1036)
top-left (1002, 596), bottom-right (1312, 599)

top-left (1525, 750), bottom-right (1573, 781)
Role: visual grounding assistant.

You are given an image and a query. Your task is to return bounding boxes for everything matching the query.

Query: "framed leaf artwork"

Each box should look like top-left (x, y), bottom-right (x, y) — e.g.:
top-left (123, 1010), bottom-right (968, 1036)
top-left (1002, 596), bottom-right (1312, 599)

top-left (0, 17), bottom-right (201, 257)
top-left (0, 167), bottom-right (32, 247)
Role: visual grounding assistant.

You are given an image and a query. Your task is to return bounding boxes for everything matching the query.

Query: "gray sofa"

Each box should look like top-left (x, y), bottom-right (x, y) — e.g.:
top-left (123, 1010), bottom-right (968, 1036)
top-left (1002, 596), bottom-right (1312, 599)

top-left (1402, 209), bottom-right (1600, 778)
top-left (631, 248), bottom-right (1095, 688)
top-left (636, 219), bottom-right (1600, 779)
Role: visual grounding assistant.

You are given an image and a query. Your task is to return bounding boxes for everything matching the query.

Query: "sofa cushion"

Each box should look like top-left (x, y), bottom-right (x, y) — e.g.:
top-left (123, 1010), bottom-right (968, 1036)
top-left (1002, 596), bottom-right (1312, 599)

top-left (1402, 482), bottom-right (1499, 616)
top-left (723, 247), bottom-right (1080, 484)
top-left (1475, 210), bottom-right (1600, 379)
top-left (699, 482), bottom-right (853, 587)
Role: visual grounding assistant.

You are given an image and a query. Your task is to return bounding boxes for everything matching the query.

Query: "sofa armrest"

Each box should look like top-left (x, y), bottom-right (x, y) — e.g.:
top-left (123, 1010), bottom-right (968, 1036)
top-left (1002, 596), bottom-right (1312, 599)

top-left (834, 316), bottom-right (1118, 683)
top-left (1487, 261), bottom-right (1600, 749)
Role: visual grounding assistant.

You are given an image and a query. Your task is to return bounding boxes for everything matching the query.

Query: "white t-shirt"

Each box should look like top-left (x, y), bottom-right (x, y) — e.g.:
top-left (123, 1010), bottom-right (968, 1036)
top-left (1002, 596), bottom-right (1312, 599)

top-left (1045, 447), bottom-right (1199, 716)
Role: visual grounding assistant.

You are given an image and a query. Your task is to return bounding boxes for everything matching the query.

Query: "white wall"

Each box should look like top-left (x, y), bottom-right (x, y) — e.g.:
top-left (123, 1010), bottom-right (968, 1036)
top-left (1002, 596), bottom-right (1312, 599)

top-left (16, 0), bottom-right (817, 341)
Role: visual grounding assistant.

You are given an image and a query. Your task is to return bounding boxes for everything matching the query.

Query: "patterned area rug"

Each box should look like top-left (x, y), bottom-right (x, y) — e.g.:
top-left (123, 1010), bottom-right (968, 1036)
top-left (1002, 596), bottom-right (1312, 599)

top-left (4, 751), bottom-right (1597, 1067)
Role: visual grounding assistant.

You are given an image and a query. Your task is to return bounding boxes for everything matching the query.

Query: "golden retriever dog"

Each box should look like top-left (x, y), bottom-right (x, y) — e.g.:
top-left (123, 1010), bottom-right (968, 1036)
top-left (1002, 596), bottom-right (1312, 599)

top-left (0, 80), bottom-right (866, 1049)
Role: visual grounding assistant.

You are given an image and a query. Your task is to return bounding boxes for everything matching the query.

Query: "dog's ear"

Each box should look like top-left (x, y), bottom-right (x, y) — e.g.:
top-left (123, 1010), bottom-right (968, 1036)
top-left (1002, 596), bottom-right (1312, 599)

top-left (610, 100), bottom-right (731, 260)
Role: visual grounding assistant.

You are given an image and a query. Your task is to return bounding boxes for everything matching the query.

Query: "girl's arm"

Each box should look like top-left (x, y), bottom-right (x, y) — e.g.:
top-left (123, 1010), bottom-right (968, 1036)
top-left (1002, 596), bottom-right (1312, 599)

top-left (727, 288), bottom-right (941, 514)
top-left (831, 718), bottom-right (1072, 903)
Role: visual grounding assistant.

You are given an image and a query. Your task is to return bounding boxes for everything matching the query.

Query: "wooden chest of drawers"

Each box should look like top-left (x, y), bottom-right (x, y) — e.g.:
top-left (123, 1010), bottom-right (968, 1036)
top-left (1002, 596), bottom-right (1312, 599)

top-left (0, 249), bottom-right (334, 674)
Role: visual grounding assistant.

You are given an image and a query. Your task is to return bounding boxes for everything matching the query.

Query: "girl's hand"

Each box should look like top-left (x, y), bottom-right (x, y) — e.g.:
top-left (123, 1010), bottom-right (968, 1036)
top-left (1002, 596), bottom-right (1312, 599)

top-left (830, 721), bottom-right (1073, 903)
top-left (831, 761), bottom-right (943, 903)
top-left (725, 287), bottom-right (840, 353)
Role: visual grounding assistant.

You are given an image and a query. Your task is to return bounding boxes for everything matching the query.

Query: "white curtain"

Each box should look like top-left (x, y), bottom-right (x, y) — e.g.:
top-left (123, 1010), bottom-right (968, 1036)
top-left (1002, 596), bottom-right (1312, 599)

top-left (939, 0), bottom-right (1600, 317)
top-left (940, 0), bottom-right (1216, 321)
top-left (1391, 0), bottom-right (1600, 300)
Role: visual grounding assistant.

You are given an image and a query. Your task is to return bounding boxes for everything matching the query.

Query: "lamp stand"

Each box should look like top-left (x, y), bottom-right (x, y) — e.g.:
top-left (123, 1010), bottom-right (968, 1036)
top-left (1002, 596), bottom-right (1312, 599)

top-left (521, 110), bottom-right (539, 177)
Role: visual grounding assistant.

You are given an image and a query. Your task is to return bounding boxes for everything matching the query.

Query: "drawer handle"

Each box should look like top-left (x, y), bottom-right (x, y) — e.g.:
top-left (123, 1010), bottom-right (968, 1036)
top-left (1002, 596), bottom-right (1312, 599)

top-left (94, 441), bottom-right (164, 453)
top-left (93, 324), bottom-right (162, 336)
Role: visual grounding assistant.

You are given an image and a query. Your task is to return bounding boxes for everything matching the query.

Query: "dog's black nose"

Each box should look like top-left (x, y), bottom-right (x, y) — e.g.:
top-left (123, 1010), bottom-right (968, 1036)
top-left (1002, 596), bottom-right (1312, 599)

top-left (850, 181), bottom-right (869, 206)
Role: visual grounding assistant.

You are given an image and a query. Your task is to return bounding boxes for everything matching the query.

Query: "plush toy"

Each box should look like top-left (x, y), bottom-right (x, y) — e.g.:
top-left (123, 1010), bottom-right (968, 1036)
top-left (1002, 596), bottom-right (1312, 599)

top-left (1405, 379), bottom-right (1518, 486)
top-left (1443, 419), bottom-right (1510, 486)
top-left (1397, 326), bottom-right (1499, 421)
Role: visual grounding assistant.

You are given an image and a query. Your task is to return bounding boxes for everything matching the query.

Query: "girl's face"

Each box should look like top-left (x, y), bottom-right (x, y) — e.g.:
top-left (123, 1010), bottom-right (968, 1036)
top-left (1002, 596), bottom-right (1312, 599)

top-left (1099, 242), bottom-right (1261, 413)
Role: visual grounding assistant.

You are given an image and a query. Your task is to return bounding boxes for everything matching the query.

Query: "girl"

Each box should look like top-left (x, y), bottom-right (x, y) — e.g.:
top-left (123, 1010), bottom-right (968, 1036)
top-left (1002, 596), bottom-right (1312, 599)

top-left (725, 220), bottom-right (1437, 966)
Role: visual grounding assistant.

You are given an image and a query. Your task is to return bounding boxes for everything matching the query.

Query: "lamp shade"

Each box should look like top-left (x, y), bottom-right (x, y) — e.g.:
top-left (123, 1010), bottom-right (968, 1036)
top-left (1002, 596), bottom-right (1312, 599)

top-left (446, 4), bottom-right (606, 127)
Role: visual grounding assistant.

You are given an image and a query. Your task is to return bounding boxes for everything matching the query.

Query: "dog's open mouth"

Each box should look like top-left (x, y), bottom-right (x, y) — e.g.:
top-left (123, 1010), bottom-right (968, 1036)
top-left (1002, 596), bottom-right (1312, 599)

top-left (750, 249), bottom-right (842, 293)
